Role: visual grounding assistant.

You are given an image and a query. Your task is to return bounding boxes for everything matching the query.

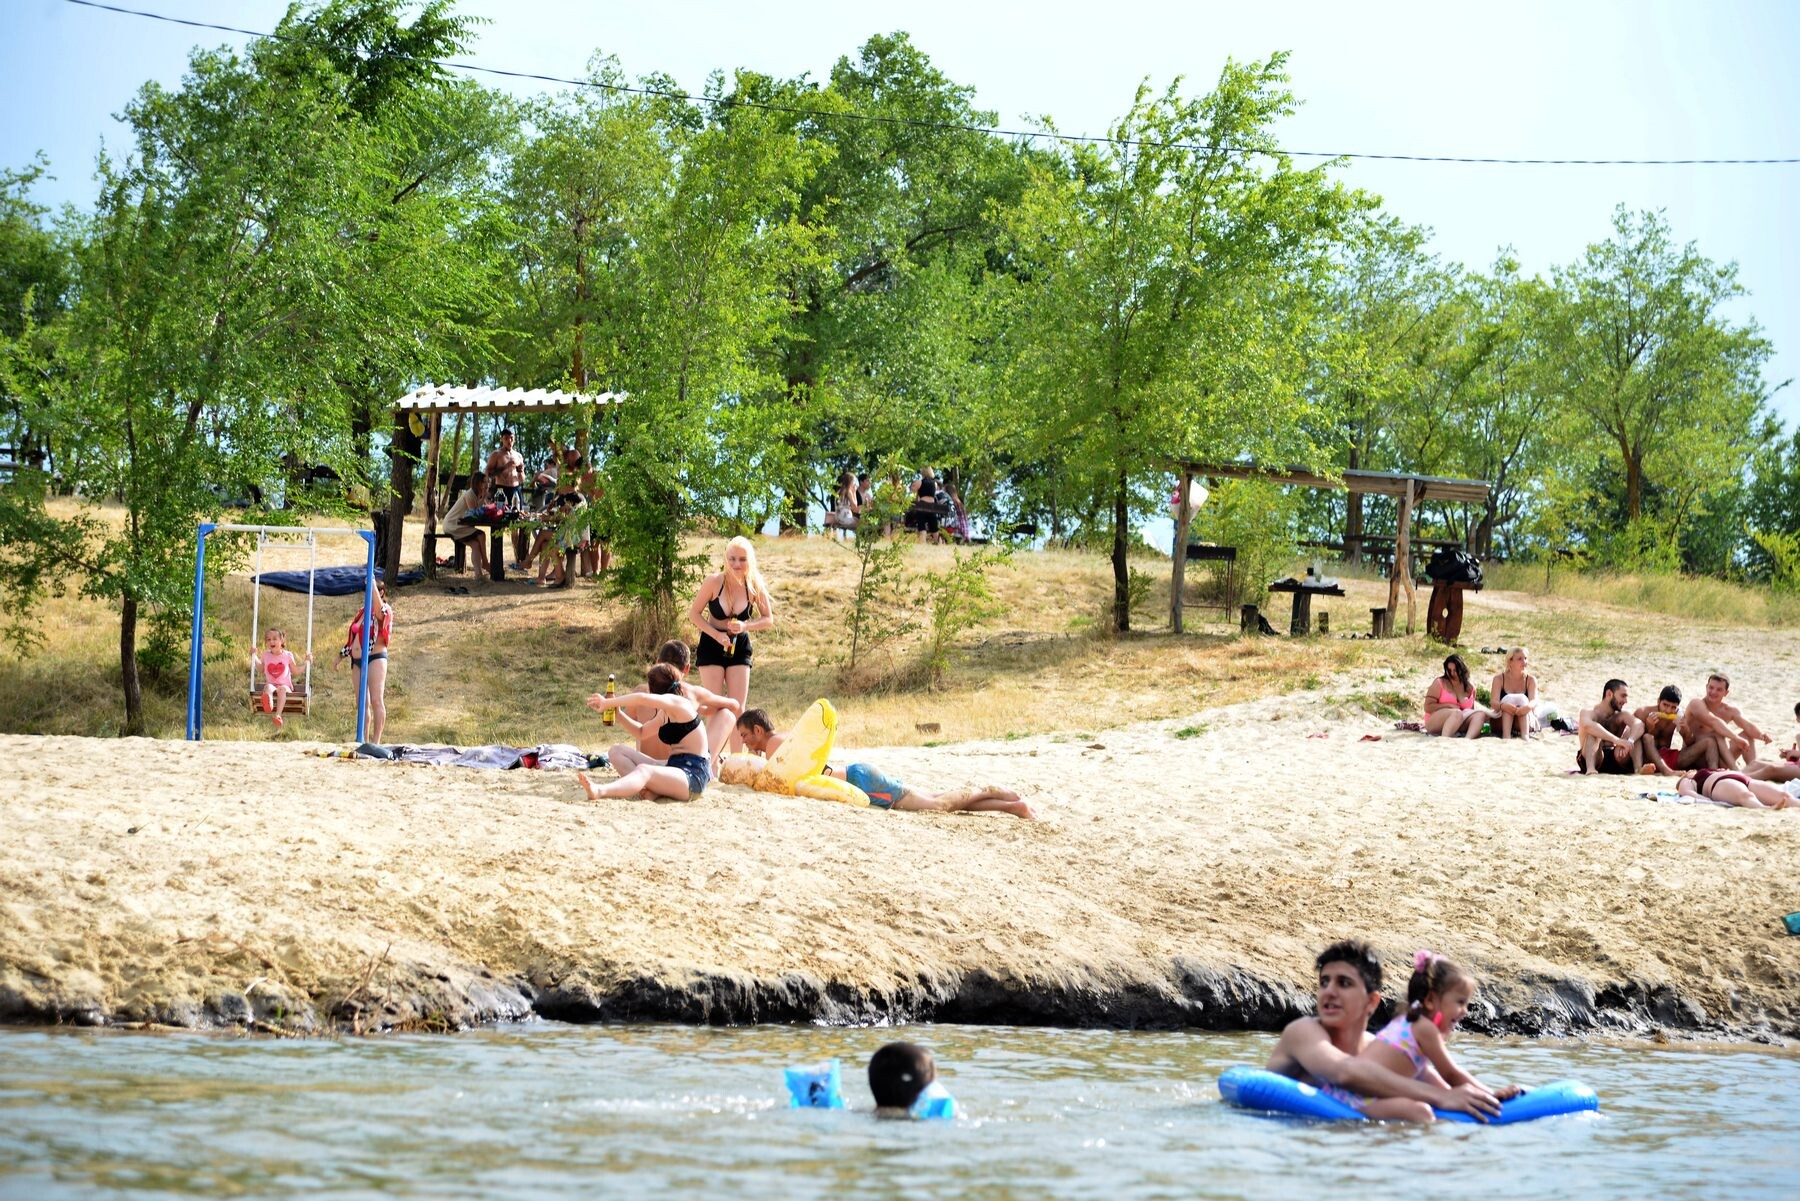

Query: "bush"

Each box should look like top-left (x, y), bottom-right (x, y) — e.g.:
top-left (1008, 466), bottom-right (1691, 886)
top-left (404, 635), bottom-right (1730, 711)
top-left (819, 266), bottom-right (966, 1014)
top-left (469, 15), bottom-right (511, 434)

top-left (1195, 480), bottom-right (1298, 606)
top-left (918, 544), bottom-right (1012, 690)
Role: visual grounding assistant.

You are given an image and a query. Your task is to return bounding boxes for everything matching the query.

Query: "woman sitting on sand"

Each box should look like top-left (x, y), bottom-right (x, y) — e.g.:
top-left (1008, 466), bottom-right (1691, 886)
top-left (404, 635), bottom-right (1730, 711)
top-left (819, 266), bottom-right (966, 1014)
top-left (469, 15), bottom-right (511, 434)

top-left (1424, 653), bottom-right (1488, 739)
top-left (577, 664), bottom-right (721, 802)
top-left (1488, 647), bottom-right (1538, 739)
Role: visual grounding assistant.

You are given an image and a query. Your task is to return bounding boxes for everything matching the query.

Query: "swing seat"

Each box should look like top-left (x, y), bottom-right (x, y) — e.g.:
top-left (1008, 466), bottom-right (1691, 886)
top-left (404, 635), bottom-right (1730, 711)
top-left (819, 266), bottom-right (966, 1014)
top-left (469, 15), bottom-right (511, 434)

top-left (249, 687), bottom-right (312, 716)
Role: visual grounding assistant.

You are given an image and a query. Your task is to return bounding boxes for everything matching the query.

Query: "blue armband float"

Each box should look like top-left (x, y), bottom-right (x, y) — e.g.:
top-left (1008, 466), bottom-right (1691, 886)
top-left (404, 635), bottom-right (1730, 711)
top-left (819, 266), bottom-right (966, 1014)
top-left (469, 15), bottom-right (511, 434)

top-left (785, 1059), bottom-right (846, 1109)
top-left (910, 1080), bottom-right (956, 1120)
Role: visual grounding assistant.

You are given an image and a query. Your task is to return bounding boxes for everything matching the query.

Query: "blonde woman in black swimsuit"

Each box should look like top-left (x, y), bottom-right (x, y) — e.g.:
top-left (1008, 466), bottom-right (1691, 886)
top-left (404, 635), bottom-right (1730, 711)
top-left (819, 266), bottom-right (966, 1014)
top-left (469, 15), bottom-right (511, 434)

top-left (687, 536), bottom-right (775, 752)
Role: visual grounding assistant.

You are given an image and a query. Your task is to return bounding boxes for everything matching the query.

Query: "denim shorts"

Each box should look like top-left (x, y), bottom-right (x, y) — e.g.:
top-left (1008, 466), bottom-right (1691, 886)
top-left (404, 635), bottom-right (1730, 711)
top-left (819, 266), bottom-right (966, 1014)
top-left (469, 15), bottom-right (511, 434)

top-left (667, 752), bottom-right (712, 800)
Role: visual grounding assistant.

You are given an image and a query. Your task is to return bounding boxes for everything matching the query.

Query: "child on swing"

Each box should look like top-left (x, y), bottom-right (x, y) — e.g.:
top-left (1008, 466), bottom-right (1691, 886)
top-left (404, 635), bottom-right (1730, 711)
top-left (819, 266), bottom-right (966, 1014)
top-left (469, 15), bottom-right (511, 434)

top-left (251, 628), bottom-right (309, 729)
top-left (1354, 951), bottom-right (1524, 1117)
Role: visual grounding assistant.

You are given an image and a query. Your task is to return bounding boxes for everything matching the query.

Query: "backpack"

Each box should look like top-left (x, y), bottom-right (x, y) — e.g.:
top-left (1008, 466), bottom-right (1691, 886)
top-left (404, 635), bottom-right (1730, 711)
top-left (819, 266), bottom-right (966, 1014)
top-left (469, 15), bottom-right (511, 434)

top-left (1426, 546), bottom-right (1482, 584)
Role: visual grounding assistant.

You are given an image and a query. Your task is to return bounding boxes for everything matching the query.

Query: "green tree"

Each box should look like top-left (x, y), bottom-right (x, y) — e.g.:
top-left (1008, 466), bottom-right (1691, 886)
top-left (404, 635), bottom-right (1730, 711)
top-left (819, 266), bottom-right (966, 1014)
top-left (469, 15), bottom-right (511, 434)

top-left (0, 1), bottom-right (493, 732)
top-left (599, 86), bottom-right (821, 647)
top-left (1547, 207), bottom-right (1770, 536)
top-left (997, 58), bottom-right (1360, 630)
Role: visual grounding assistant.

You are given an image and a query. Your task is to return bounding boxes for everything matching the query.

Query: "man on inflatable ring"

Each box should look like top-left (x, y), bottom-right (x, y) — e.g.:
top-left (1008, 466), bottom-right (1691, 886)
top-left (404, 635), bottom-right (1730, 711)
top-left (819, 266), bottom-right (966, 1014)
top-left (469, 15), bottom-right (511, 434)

top-left (1263, 940), bottom-right (1502, 1122)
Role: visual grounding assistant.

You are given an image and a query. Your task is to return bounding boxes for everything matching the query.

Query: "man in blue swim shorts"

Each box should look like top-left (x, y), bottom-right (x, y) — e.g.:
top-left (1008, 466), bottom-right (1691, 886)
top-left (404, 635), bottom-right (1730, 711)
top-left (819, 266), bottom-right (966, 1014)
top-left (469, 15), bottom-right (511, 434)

top-left (735, 711), bottom-right (1037, 819)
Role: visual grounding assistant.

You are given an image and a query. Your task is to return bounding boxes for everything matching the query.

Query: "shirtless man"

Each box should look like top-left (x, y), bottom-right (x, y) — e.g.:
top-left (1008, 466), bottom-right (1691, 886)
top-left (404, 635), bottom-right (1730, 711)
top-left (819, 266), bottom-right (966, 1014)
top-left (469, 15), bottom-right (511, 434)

top-left (1680, 673), bottom-right (1766, 769)
top-left (1265, 940), bottom-right (1502, 1123)
top-left (484, 428), bottom-right (528, 561)
top-left (733, 710), bottom-right (1037, 819)
top-left (1578, 679), bottom-right (1648, 775)
top-left (1633, 685), bottom-right (1697, 774)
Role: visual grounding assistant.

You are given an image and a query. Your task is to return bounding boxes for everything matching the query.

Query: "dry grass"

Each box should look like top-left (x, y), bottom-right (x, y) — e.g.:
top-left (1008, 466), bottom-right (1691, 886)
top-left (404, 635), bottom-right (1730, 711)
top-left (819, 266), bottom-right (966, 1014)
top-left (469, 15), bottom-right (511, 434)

top-left (0, 503), bottom-right (1441, 745)
top-left (1481, 560), bottom-right (1800, 628)
top-left (7, 500), bottom-right (1793, 747)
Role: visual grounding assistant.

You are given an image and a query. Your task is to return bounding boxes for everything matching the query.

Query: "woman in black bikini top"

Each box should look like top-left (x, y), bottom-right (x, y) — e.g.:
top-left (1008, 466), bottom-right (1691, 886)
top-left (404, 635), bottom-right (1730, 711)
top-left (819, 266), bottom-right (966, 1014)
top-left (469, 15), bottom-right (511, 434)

top-left (579, 663), bottom-right (714, 803)
top-left (687, 537), bottom-right (775, 752)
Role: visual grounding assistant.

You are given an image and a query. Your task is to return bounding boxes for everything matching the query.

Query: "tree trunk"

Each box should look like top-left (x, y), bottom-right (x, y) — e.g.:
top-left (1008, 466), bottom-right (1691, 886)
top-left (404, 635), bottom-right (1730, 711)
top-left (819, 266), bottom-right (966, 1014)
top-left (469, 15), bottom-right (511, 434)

top-left (572, 220), bottom-right (588, 390)
top-left (384, 409), bottom-right (420, 583)
top-left (1112, 468), bottom-right (1130, 632)
top-left (120, 592), bottom-right (143, 736)
top-left (780, 373), bottom-right (810, 534)
top-left (1625, 453), bottom-right (1643, 521)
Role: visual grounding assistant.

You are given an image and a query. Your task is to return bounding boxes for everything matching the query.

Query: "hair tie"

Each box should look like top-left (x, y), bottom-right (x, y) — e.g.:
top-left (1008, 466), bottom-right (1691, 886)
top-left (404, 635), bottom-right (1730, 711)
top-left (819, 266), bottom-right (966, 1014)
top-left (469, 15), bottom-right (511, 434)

top-left (1413, 949), bottom-right (1434, 974)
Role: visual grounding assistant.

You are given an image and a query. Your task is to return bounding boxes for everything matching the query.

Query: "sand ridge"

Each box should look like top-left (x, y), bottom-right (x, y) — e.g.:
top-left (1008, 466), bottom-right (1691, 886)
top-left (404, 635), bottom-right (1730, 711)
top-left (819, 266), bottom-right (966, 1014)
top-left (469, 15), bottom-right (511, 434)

top-left (1, 629), bottom-right (1797, 1038)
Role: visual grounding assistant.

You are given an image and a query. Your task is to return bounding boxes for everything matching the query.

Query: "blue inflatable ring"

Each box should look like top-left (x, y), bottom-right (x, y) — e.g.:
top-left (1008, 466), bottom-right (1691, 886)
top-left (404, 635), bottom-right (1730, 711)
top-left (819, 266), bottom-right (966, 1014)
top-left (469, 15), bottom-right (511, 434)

top-left (1217, 1067), bottom-right (1598, 1124)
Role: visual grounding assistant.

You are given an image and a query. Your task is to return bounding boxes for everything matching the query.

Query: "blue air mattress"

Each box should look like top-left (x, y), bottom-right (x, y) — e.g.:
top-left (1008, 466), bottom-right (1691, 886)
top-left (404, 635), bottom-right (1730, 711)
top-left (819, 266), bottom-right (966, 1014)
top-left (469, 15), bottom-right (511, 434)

top-left (253, 566), bottom-right (420, 595)
top-left (1217, 1067), bottom-right (1598, 1124)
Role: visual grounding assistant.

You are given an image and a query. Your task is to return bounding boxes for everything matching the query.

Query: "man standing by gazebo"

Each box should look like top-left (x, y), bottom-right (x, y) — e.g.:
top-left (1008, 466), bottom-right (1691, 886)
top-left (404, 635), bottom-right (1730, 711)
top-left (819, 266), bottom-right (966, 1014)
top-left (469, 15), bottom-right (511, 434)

top-left (485, 427), bottom-right (528, 564)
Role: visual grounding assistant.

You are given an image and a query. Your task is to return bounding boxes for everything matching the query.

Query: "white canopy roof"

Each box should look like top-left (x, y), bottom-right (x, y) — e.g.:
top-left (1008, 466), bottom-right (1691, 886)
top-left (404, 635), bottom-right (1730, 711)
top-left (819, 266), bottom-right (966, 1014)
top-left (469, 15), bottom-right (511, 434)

top-left (394, 384), bottom-right (627, 416)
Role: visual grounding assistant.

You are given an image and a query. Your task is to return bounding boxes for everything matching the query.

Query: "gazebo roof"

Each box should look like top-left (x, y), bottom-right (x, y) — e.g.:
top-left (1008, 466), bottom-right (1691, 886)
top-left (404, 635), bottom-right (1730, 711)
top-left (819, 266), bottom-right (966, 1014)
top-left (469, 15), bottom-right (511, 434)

top-left (1178, 461), bottom-right (1490, 504)
top-left (394, 384), bottom-right (627, 417)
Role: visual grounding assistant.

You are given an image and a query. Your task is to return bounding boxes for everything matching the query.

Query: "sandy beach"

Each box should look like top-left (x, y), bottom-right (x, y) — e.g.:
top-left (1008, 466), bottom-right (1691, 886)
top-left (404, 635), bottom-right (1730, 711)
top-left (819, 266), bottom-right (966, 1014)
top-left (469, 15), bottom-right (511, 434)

top-left (3, 613), bottom-right (1796, 1040)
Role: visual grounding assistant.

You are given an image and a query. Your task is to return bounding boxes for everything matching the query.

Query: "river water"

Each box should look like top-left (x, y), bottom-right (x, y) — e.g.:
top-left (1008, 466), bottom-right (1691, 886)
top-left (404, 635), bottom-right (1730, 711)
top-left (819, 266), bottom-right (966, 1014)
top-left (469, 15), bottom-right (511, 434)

top-left (0, 1023), bottom-right (1793, 1199)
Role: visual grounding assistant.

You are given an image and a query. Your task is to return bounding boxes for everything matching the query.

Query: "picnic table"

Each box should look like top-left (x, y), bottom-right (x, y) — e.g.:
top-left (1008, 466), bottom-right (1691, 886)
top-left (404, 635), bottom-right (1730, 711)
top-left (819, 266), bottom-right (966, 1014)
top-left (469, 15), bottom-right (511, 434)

top-left (465, 513), bottom-right (541, 582)
top-left (1267, 576), bottom-right (1346, 636)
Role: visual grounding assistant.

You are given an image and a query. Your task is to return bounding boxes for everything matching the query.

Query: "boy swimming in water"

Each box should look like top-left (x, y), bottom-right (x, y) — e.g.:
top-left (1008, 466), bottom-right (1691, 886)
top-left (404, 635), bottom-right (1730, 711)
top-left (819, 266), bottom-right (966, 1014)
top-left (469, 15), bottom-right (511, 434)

top-left (868, 1042), bottom-right (940, 1118)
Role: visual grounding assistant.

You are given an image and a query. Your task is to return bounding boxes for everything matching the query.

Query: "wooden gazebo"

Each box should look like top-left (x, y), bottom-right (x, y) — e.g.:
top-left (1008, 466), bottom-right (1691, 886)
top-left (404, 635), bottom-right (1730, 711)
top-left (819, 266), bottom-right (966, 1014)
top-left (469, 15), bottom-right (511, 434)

top-left (1169, 461), bottom-right (1490, 636)
top-left (381, 385), bottom-right (626, 580)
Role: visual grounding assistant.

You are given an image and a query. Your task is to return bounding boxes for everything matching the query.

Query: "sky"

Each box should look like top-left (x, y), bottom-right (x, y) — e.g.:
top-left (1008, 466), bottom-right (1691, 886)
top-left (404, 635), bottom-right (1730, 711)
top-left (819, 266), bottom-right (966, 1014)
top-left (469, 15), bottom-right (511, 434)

top-left (4, 0), bottom-right (1798, 429)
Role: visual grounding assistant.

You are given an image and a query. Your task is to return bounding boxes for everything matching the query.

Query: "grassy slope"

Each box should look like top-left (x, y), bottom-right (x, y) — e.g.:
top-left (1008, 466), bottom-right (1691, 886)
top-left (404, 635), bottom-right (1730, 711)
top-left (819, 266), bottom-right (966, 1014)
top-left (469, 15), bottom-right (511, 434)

top-left (1, 500), bottom-right (1794, 746)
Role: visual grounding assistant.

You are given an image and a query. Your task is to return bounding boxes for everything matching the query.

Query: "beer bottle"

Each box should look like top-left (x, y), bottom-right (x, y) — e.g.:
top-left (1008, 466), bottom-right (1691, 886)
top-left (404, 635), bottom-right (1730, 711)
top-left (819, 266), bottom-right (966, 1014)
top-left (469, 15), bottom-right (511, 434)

top-left (601, 673), bottom-right (616, 725)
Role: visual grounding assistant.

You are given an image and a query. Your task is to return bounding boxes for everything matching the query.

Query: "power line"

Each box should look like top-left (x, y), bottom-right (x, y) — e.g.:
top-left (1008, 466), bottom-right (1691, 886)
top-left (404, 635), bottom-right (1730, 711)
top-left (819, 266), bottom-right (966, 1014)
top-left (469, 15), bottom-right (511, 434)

top-left (62, 0), bottom-right (1800, 167)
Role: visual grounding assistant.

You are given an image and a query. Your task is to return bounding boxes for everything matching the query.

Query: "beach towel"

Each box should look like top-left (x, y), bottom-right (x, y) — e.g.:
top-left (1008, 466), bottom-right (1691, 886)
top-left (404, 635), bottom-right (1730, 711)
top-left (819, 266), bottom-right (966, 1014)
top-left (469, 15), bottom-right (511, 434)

top-left (253, 565), bottom-right (422, 596)
top-left (382, 743), bottom-right (587, 770)
top-left (1637, 789), bottom-right (1730, 808)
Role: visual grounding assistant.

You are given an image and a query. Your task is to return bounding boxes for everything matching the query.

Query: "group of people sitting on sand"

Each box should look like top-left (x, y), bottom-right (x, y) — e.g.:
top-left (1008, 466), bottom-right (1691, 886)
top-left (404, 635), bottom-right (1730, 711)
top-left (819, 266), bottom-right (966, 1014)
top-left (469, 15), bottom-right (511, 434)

top-left (569, 536), bottom-right (1035, 818)
top-left (1268, 940), bottom-right (1522, 1123)
top-left (1574, 675), bottom-right (1798, 808)
top-left (1425, 650), bottom-right (1798, 809)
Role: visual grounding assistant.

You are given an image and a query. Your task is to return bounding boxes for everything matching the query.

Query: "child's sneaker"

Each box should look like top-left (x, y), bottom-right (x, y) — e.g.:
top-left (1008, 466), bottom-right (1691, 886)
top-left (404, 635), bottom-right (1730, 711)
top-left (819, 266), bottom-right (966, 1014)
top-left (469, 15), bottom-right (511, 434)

top-left (272, 713), bottom-right (284, 728)
top-left (260, 689), bottom-right (272, 714)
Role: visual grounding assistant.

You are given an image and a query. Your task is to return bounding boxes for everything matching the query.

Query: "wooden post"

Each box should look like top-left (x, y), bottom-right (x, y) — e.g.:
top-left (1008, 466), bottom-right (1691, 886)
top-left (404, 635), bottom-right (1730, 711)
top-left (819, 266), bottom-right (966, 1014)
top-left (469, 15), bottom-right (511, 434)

top-left (422, 412), bottom-right (443, 580)
top-left (1170, 468), bottom-right (1193, 633)
top-left (1397, 478), bottom-right (1417, 635)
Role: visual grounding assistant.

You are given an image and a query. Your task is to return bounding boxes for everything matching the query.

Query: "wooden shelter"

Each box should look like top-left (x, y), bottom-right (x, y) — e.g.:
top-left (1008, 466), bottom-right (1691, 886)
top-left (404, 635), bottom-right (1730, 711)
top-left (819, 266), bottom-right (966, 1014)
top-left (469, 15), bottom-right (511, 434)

top-left (1169, 461), bottom-right (1490, 636)
top-left (382, 385), bottom-right (626, 581)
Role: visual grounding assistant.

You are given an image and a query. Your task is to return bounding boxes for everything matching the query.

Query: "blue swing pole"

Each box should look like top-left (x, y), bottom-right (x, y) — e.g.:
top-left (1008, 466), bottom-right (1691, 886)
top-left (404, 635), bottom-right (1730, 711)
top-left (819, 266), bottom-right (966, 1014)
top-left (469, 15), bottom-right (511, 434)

top-left (186, 523), bottom-right (216, 741)
top-left (355, 530), bottom-right (377, 744)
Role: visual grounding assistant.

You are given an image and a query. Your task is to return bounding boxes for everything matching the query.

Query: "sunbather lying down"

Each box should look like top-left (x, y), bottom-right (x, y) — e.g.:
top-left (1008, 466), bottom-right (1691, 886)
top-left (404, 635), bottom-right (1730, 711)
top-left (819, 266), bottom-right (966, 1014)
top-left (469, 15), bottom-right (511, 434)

top-left (1678, 768), bottom-right (1794, 810)
top-left (729, 710), bottom-right (1037, 819)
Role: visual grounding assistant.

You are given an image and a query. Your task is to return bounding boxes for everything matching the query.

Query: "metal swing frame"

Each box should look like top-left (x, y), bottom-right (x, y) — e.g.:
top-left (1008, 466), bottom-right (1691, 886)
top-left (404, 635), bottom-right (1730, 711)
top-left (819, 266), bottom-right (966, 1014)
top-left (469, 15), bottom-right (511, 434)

top-left (185, 523), bottom-right (378, 742)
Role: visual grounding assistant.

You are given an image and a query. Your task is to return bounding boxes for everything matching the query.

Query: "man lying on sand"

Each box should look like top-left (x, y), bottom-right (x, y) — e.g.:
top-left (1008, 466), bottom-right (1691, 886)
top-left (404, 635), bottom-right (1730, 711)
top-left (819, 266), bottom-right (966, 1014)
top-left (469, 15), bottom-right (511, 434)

top-left (1264, 940), bottom-right (1501, 1123)
top-left (1579, 680), bottom-right (1650, 775)
top-left (1680, 673), bottom-right (1766, 769)
top-left (1678, 769), bottom-right (1795, 810)
top-left (735, 710), bottom-right (1037, 819)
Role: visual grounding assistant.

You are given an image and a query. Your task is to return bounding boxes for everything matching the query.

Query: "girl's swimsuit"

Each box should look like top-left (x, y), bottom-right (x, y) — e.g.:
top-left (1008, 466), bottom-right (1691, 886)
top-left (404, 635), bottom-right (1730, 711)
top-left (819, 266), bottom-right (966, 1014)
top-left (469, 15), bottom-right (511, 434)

top-left (261, 651), bottom-right (295, 689)
top-left (697, 583), bottom-right (755, 669)
top-left (1314, 1079), bottom-right (1368, 1114)
top-left (1373, 1015), bottom-right (1431, 1078)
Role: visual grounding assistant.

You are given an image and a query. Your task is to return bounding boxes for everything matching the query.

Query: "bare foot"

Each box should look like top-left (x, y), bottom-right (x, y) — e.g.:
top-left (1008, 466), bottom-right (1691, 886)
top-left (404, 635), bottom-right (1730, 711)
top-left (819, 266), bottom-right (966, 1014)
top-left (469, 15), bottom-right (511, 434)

top-left (1001, 799), bottom-right (1038, 820)
top-left (576, 771), bottom-right (603, 801)
top-left (980, 785), bottom-right (1022, 803)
